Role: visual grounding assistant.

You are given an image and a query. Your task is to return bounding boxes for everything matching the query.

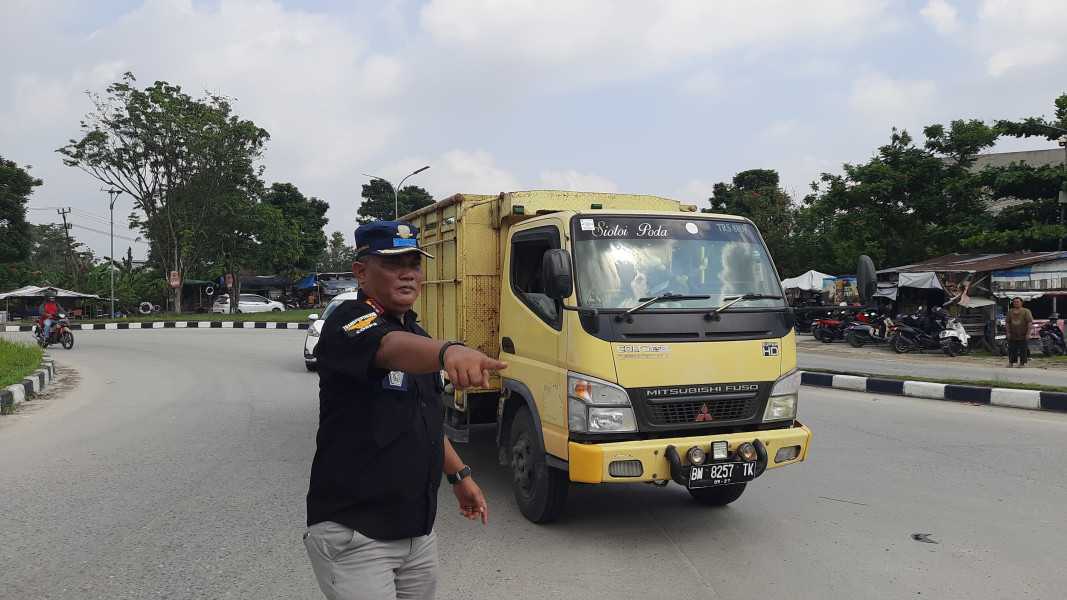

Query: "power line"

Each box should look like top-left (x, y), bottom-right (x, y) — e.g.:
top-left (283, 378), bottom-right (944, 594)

top-left (68, 222), bottom-right (147, 244)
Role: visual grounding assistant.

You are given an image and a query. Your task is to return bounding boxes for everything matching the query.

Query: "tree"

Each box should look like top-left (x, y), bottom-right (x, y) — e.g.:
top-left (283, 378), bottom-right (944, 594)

top-left (356, 180), bottom-right (434, 224)
top-left (57, 72), bottom-right (270, 313)
top-left (0, 155), bottom-right (40, 264)
top-left (318, 230), bottom-right (357, 272)
top-left (803, 124), bottom-right (996, 273)
top-left (263, 182), bottom-right (329, 272)
top-left (27, 223), bottom-right (85, 286)
top-left (963, 93), bottom-right (1067, 252)
top-left (704, 169), bottom-right (817, 277)
top-left (0, 156), bottom-right (42, 291)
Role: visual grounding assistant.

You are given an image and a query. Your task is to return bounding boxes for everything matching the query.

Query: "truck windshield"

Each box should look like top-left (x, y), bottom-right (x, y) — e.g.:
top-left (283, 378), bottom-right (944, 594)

top-left (570, 215), bottom-right (785, 310)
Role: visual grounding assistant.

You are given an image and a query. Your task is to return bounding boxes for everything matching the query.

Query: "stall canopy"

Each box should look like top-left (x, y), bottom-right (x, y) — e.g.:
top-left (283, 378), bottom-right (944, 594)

top-left (0, 285), bottom-right (100, 300)
top-left (780, 270), bottom-right (832, 291)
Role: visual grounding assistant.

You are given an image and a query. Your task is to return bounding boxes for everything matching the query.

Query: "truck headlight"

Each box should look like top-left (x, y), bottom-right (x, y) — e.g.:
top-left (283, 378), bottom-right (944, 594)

top-left (567, 372), bottom-right (636, 433)
top-left (763, 369), bottom-right (799, 422)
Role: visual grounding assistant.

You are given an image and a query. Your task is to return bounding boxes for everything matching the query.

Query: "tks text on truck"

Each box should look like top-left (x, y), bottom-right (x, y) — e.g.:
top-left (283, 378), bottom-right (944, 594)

top-left (403, 191), bottom-right (812, 523)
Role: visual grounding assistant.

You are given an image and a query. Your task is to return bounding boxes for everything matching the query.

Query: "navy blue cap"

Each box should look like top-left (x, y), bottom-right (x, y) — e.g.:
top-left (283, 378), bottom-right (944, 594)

top-left (355, 221), bottom-right (434, 259)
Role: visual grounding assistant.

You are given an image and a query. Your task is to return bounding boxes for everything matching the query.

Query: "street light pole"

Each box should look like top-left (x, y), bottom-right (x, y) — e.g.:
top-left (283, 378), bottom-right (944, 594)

top-left (105, 188), bottom-right (122, 319)
top-left (361, 166), bottom-right (431, 219)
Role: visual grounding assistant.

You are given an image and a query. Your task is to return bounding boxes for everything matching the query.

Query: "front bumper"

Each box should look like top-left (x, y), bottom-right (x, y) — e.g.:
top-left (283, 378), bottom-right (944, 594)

top-left (567, 420), bottom-right (812, 483)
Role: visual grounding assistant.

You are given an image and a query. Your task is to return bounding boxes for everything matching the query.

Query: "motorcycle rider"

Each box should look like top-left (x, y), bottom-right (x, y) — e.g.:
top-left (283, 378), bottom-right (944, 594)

top-left (38, 292), bottom-right (61, 342)
top-left (1005, 296), bottom-right (1034, 368)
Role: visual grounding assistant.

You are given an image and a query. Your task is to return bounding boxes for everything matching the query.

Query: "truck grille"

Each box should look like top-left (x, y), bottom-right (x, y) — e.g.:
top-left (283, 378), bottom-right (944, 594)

top-left (645, 396), bottom-right (760, 425)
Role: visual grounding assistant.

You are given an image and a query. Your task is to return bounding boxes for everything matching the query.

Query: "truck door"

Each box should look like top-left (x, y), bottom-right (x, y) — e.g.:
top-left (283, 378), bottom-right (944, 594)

top-left (500, 223), bottom-right (570, 459)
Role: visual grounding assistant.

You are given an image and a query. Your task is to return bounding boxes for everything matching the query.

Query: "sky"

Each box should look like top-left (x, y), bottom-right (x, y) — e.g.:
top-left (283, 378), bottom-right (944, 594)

top-left (3, 0), bottom-right (1066, 262)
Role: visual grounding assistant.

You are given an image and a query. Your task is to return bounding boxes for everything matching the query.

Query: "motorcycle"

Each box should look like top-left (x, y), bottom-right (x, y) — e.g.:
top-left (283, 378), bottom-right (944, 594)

top-left (811, 310), bottom-right (850, 343)
top-left (34, 312), bottom-right (75, 349)
top-left (844, 307), bottom-right (895, 348)
top-left (938, 315), bottom-right (970, 357)
top-left (1039, 313), bottom-right (1067, 356)
top-left (888, 307), bottom-right (946, 354)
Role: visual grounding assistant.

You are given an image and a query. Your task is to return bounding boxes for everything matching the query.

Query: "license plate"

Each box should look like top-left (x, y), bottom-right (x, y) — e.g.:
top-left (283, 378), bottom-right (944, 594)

top-left (939, 330), bottom-right (949, 338)
top-left (687, 461), bottom-right (756, 488)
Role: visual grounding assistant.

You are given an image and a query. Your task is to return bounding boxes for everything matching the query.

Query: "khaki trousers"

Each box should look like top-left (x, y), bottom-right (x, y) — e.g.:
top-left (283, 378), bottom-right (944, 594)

top-left (304, 521), bottom-right (438, 600)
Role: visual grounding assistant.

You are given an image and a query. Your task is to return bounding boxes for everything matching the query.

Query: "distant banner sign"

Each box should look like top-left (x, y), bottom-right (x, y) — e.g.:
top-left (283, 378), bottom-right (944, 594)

top-left (169, 271), bottom-right (181, 288)
top-left (225, 274), bottom-right (234, 288)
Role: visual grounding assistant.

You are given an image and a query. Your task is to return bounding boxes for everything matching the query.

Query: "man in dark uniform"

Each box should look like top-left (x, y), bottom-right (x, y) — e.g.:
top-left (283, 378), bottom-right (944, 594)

top-left (304, 221), bottom-right (507, 599)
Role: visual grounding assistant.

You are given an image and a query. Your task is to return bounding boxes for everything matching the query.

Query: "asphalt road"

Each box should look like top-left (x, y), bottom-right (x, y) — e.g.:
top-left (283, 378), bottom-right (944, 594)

top-left (2, 329), bottom-right (1066, 599)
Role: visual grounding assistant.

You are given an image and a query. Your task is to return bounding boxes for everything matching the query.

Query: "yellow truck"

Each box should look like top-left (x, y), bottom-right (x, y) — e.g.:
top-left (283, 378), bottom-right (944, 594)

top-left (403, 190), bottom-right (812, 523)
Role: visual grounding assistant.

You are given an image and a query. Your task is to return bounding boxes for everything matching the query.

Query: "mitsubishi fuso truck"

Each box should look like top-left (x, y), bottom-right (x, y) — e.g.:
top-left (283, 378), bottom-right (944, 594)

top-left (402, 190), bottom-right (811, 523)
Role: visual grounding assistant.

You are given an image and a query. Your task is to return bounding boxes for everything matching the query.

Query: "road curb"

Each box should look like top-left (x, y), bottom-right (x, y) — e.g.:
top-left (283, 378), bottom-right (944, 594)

top-left (1, 322), bottom-right (310, 332)
top-left (1, 352), bottom-right (54, 413)
top-left (801, 371), bottom-right (1067, 413)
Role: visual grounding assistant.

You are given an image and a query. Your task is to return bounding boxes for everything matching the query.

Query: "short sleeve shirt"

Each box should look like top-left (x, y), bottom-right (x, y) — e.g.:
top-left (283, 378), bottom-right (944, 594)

top-left (306, 292), bottom-right (445, 540)
top-left (1007, 307), bottom-right (1034, 338)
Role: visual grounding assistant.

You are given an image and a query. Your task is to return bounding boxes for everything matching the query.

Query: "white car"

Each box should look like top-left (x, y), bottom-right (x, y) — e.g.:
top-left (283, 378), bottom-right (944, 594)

top-left (304, 291), bottom-right (361, 371)
top-left (211, 293), bottom-right (285, 314)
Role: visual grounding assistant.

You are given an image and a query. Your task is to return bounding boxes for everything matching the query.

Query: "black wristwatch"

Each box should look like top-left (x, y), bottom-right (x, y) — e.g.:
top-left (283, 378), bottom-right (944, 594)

top-left (447, 465), bottom-right (472, 485)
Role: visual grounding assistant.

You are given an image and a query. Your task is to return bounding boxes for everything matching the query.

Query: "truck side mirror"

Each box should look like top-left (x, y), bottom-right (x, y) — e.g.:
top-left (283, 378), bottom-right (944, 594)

top-left (857, 254), bottom-right (877, 301)
top-left (542, 249), bottom-right (573, 300)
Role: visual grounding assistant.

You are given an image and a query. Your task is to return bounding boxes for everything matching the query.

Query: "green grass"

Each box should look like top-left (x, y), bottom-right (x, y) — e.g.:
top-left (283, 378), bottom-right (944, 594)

top-left (0, 338), bottom-right (44, 390)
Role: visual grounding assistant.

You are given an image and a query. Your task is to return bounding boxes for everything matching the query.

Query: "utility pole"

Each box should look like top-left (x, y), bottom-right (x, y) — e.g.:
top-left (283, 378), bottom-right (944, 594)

top-left (57, 208), bottom-right (78, 291)
top-left (105, 189), bottom-right (123, 319)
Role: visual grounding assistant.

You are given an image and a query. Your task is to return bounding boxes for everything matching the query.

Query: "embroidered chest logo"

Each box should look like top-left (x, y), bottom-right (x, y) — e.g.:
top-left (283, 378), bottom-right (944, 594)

top-left (382, 370), bottom-right (408, 391)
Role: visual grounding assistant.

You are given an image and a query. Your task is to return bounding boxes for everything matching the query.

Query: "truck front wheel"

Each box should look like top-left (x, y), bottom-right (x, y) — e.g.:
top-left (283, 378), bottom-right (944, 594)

top-left (687, 482), bottom-right (746, 506)
top-left (509, 407), bottom-right (569, 523)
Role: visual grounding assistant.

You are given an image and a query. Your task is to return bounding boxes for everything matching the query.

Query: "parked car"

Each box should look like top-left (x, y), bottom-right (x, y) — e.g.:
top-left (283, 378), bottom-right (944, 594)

top-left (304, 291), bottom-right (361, 371)
top-left (211, 293), bottom-right (285, 314)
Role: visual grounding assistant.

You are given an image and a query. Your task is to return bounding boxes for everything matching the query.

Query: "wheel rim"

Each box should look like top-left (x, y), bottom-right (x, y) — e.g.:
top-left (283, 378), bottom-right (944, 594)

top-left (511, 432), bottom-right (536, 498)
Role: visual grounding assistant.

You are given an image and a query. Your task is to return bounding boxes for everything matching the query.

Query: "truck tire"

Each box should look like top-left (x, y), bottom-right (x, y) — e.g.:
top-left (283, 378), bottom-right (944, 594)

top-left (509, 406), bottom-right (568, 523)
top-left (687, 482), bottom-right (746, 506)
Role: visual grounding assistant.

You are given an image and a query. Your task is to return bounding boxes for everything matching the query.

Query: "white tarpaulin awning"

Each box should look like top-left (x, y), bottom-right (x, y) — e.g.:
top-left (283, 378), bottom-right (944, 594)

top-left (780, 270), bottom-right (832, 291)
top-left (897, 271), bottom-right (946, 290)
top-left (0, 285), bottom-right (100, 300)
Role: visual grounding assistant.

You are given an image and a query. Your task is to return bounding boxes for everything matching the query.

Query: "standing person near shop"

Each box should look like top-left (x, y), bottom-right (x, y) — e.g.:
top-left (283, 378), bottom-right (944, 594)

top-left (304, 221), bottom-right (508, 600)
top-left (1005, 296), bottom-right (1034, 368)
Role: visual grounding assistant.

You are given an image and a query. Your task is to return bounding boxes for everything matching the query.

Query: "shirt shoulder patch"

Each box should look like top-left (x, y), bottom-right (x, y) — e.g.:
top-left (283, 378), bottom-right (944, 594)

top-left (342, 312), bottom-right (379, 336)
top-left (364, 298), bottom-right (384, 315)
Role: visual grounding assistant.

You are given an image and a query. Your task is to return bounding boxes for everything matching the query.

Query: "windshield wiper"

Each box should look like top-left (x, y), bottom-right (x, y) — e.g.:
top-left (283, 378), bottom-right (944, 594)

top-left (617, 293), bottom-right (712, 320)
top-left (705, 293), bottom-right (783, 321)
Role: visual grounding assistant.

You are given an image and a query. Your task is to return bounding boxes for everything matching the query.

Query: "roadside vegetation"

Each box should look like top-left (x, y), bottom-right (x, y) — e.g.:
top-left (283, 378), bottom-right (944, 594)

top-left (0, 338), bottom-right (43, 393)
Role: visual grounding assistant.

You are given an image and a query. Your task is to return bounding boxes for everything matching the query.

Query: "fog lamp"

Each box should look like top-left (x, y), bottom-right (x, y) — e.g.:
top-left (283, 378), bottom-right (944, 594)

top-left (775, 446), bottom-right (800, 463)
top-left (736, 442), bottom-right (757, 461)
top-left (711, 441), bottom-right (729, 460)
top-left (686, 446), bottom-right (706, 466)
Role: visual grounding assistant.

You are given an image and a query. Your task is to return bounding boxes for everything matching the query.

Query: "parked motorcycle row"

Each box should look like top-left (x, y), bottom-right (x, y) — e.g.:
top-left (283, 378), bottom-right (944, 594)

top-left (801, 305), bottom-right (972, 357)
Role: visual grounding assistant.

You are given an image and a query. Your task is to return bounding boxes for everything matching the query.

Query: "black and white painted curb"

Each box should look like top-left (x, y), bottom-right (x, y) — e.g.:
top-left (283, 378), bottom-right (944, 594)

top-left (1, 321), bottom-right (309, 332)
top-left (1, 353), bottom-right (55, 413)
top-left (801, 371), bottom-right (1067, 413)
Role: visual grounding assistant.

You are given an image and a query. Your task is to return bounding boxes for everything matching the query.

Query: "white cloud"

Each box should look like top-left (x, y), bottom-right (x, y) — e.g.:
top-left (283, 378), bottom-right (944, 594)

top-left (431, 149), bottom-right (522, 196)
top-left (986, 39), bottom-right (1065, 77)
top-left (975, 0), bottom-right (1067, 76)
top-left (920, 0), bottom-right (959, 35)
top-left (848, 73), bottom-right (938, 130)
top-left (538, 170), bottom-right (619, 193)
